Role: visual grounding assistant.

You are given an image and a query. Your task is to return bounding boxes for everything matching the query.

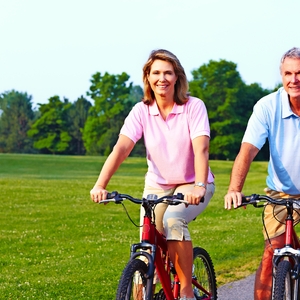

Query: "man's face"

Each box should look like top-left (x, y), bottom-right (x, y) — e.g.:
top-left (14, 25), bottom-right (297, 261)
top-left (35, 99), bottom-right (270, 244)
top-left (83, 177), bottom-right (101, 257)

top-left (281, 57), bottom-right (300, 101)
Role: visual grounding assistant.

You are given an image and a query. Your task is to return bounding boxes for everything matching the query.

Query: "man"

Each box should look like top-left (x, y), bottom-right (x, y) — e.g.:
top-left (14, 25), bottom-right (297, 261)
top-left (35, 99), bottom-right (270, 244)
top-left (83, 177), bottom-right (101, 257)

top-left (224, 47), bottom-right (300, 300)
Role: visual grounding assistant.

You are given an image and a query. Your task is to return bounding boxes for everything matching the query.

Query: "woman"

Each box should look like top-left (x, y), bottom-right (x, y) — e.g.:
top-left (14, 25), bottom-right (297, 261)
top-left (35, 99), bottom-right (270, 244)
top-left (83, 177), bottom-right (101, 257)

top-left (90, 49), bottom-right (215, 300)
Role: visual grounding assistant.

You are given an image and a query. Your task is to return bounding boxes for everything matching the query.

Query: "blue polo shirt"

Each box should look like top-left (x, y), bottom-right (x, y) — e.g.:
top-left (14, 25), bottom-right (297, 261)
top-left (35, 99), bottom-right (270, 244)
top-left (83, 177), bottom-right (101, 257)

top-left (242, 87), bottom-right (300, 195)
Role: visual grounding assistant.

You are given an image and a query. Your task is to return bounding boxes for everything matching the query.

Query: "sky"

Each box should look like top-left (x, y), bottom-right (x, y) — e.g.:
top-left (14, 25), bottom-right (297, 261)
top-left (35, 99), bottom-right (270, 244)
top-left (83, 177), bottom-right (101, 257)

top-left (1, 0), bottom-right (299, 109)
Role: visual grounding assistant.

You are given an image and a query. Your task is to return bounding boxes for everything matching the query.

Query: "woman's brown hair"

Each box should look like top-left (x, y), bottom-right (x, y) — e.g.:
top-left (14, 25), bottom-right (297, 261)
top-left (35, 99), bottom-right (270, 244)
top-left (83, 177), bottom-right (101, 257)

top-left (142, 49), bottom-right (189, 105)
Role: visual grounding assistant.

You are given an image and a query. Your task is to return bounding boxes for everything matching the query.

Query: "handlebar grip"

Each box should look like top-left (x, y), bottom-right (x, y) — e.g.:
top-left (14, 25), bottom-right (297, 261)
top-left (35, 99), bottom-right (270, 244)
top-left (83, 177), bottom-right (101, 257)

top-left (241, 196), bottom-right (250, 204)
top-left (106, 191), bottom-right (118, 199)
top-left (176, 193), bottom-right (204, 203)
top-left (176, 193), bottom-right (184, 200)
top-left (240, 194), bottom-right (260, 207)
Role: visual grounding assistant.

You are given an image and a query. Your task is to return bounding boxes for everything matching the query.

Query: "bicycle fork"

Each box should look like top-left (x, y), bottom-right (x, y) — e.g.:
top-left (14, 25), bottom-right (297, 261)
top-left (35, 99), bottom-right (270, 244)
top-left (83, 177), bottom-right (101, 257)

top-left (130, 243), bottom-right (156, 299)
top-left (130, 242), bottom-right (180, 300)
top-left (273, 247), bottom-right (300, 298)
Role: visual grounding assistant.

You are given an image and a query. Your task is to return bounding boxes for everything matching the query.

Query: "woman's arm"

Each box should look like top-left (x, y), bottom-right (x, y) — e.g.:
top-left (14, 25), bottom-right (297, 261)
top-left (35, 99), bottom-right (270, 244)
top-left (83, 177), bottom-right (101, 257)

top-left (90, 134), bottom-right (135, 202)
top-left (185, 135), bottom-right (210, 205)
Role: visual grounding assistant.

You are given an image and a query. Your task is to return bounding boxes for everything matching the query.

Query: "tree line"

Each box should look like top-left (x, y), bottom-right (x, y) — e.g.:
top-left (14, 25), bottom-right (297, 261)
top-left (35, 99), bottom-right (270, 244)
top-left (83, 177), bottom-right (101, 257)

top-left (0, 59), bottom-right (278, 160)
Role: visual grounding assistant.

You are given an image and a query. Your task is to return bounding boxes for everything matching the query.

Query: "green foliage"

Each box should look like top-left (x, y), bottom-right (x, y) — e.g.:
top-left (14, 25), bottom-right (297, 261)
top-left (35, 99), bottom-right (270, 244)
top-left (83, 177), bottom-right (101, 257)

top-left (83, 72), bottom-right (134, 155)
top-left (0, 60), bottom-right (279, 158)
top-left (0, 90), bottom-right (35, 153)
top-left (67, 96), bottom-right (92, 155)
top-left (189, 60), bottom-right (272, 160)
top-left (27, 96), bottom-right (72, 154)
top-left (125, 85), bottom-right (146, 157)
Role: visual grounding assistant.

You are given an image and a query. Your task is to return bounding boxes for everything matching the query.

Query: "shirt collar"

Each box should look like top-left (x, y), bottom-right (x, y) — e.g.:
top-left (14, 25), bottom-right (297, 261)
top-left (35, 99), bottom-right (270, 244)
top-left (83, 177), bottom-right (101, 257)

top-left (149, 101), bottom-right (184, 115)
top-left (281, 88), bottom-right (297, 118)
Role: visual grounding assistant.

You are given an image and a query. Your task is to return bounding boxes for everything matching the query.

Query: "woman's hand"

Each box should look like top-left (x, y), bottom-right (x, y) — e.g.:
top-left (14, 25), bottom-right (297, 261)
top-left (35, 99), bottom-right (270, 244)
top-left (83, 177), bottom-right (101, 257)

top-left (90, 186), bottom-right (108, 203)
top-left (184, 187), bottom-right (206, 205)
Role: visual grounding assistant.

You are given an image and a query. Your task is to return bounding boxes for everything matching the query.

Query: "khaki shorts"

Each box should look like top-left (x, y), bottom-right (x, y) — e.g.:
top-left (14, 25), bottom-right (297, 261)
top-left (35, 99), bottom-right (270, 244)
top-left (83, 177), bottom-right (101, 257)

top-left (263, 188), bottom-right (300, 240)
top-left (140, 183), bottom-right (215, 241)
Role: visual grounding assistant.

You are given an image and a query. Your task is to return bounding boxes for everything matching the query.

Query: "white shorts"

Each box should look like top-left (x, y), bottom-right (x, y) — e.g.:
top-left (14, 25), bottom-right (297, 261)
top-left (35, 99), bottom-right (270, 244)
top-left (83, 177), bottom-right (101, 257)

top-left (140, 183), bottom-right (215, 241)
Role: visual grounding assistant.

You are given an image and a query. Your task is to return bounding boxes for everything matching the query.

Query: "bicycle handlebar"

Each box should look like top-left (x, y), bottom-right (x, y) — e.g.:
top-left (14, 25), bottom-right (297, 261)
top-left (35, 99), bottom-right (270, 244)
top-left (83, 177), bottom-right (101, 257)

top-left (99, 191), bottom-right (204, 205)
top-left (239, 194), bottom-right (300, 208)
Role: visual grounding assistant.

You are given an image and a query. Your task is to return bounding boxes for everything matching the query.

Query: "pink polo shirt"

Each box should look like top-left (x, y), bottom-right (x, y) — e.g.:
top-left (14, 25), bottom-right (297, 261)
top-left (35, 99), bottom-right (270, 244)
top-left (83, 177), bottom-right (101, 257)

top-left (120, 96), bottom-right (214, 189)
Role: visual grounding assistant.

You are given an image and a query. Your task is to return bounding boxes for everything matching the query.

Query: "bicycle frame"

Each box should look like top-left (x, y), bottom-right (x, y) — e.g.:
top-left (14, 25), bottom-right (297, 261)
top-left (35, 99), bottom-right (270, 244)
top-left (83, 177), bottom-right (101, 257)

top-left (129, 200), bottom-right (212, 300)
top-left (271, 200), bottom-right (300, 297)
top-left (241, 195), bottom-right (300, 299)
top-left (272, 201), bottom-right (300, 264)
top-left (104, 192), bottom-right (215, 300)
top-left (131, 211), bottom-right (179, 300)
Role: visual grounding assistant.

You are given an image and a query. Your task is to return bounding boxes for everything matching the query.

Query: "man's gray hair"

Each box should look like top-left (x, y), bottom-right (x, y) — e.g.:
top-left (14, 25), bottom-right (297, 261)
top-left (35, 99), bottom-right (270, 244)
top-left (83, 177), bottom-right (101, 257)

top-left (281, 47), bottom-right (300, 62)
top-left (280, 47), bottom-right (300, 73)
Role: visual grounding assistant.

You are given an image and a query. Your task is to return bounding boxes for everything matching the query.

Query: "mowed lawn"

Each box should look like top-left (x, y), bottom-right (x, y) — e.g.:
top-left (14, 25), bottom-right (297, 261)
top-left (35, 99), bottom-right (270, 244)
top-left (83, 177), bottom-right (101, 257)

top-left (0, 153), bottom-right (274, 299)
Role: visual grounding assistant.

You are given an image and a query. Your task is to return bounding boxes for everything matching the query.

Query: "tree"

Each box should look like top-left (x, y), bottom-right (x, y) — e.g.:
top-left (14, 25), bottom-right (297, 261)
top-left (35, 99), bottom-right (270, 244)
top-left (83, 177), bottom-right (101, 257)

top-left (126, 85), bottom-right (146, 157)
top-left (83, 72), bottom-right (133, 155)
top-left (67, 96), bottom-right (92, 155)
top-left (27, 96), bottom-right (72, 154)
top-left (189, 60), bottom-right (244, 159)
top-left (0, 90), bottom-right (35, 153)
top-left (189, 59), bottom-right (271, 160)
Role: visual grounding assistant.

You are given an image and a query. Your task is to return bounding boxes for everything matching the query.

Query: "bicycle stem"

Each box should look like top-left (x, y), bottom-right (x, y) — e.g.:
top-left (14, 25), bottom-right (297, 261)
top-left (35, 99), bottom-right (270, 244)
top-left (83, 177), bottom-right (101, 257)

top-left (285, 202), bottom-right (294, 247)
top-left (142, 215), bottom-right (151, 241)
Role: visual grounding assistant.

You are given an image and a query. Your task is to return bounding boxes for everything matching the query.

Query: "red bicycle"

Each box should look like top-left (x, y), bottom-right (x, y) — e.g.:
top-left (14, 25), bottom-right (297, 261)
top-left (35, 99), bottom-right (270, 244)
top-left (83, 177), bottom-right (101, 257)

top-left (100, 191), bottom-right (217, 300)
top-left (240, 194), bottom-right (300, 300)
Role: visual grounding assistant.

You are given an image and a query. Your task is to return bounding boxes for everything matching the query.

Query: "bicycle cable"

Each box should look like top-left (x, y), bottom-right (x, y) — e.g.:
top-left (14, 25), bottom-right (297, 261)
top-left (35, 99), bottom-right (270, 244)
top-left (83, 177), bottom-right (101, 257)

top-left (262, 204), bottom-right (273, 247)
top-left (120, 202), bottom-right (142, 228)
top-left (265, 200), bottom-right (300, 248)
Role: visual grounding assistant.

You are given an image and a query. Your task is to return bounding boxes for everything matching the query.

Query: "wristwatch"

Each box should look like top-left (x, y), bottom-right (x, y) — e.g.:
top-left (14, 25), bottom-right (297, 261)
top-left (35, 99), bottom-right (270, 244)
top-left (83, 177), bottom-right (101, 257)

top-left (194, 182), bottom-right (207, 189)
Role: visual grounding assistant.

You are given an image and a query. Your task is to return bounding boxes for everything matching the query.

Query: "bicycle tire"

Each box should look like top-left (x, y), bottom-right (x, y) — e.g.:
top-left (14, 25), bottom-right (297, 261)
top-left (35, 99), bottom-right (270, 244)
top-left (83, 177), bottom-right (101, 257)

top-left (192, 247), bottom-right (217, 300)
top-left (115, 258), bottom-right (150, 300)
top-left (273, 260), bottom-right (293, 300)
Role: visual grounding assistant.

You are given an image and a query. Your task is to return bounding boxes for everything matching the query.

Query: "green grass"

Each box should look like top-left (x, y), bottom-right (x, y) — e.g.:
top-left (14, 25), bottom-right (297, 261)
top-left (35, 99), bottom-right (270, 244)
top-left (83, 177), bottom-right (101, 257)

top-left (0, 154), bottom-right (277, 298)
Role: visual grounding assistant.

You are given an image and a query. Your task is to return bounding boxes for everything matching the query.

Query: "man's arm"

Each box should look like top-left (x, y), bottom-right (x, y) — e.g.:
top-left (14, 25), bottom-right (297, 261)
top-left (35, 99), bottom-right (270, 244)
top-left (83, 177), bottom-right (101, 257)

top-left (224, 142), bottom-right (259, 209)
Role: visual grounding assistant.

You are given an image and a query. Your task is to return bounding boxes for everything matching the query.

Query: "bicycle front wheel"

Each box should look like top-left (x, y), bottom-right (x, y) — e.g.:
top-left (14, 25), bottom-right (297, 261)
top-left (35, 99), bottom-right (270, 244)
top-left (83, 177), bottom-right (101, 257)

top-left (192, 247), bottom-right (217, 300)
top-left (116, 259), bottom-right (150, 300)
top-left (273, 260), bottom-right (293, 300)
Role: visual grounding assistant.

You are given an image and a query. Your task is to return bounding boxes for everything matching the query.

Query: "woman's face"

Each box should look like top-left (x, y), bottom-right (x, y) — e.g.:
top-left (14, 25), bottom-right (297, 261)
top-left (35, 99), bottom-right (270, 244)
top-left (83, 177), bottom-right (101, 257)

top-left (147, 59), bottom-right (178, 98)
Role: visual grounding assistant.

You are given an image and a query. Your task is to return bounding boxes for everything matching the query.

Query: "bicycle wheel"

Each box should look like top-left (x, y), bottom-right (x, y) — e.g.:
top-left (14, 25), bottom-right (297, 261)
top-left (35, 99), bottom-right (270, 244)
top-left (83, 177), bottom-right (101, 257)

top-left (192, 247), bottom-right (217, 300)
top-left (116, 258), bottom-right (150, 300)
top-left (273, 260), bottom-right (293, 300)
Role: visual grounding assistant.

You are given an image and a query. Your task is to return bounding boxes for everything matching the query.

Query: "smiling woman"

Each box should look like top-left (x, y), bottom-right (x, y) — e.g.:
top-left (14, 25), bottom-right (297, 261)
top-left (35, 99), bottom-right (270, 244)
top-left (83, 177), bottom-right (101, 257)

top-left (89, 49), bottom-right (216, 299)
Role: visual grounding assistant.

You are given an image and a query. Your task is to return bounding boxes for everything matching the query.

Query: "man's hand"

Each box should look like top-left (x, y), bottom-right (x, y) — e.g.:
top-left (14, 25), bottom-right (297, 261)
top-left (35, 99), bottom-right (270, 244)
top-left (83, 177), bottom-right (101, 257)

top-left (90, 186), bottom-right (108, 203)
top-left (224, 191), bottom-right (244, 209)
